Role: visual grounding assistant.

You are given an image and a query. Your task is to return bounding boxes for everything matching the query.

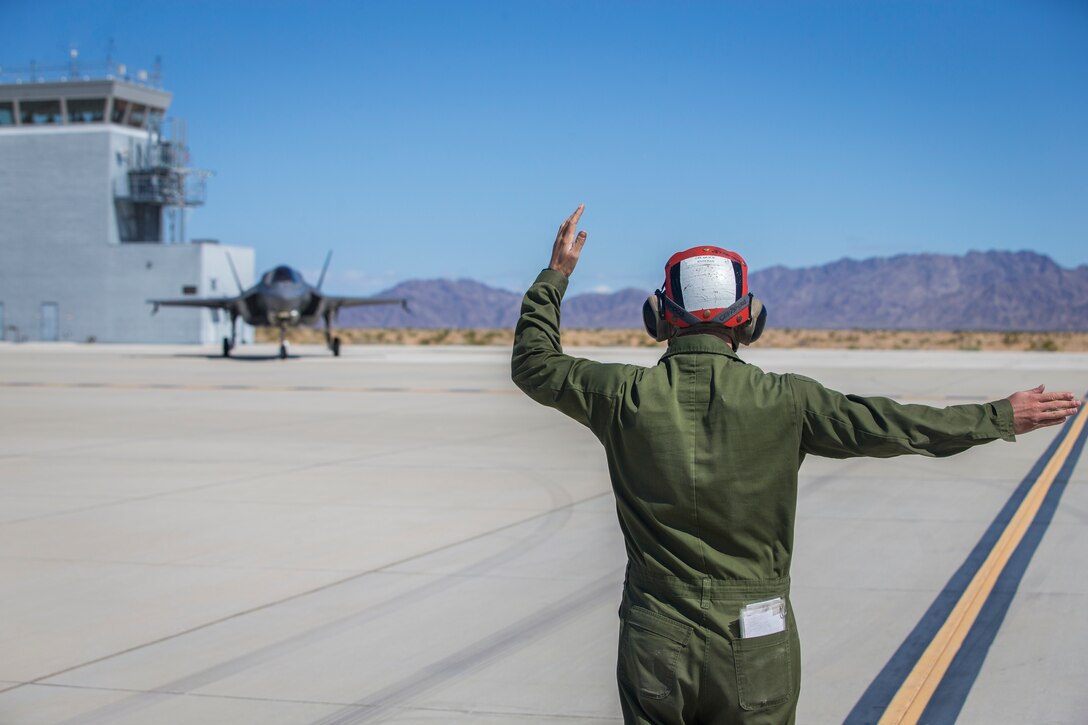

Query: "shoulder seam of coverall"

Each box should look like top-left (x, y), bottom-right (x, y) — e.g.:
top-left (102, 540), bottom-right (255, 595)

top-left (789, 373), bottom-right (805, 450)
top-left (552, 362), bottom-right (638, 398)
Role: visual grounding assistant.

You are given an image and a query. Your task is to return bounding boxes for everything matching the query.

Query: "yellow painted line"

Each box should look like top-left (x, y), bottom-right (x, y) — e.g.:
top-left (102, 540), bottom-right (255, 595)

top-left (878, 404), bottom-right (1088, 724)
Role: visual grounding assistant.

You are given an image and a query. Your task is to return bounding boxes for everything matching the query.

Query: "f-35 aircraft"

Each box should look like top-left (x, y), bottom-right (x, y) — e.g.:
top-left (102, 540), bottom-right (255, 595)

top-left (149, 252), bottom-right (407, 358)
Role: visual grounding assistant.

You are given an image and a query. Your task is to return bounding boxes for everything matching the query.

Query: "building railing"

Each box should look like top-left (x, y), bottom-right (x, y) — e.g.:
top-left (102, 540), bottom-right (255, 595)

top-left (0, 57), bottom-right (163, 89)
top-left (123, 169), bottom-right (207, 207)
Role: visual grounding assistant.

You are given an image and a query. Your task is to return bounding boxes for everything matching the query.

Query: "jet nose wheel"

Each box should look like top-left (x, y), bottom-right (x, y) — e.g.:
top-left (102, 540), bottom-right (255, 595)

top-left (279, 343), bottom-right (287, 360)
top-left (331, 336), bottom-right (341, 357)
top-left (222, 337), bottom-right (232, 357)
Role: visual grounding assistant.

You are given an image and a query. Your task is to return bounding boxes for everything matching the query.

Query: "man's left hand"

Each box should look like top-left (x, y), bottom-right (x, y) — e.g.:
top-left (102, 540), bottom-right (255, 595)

top-left (549, 204), bottom-right (587, 277)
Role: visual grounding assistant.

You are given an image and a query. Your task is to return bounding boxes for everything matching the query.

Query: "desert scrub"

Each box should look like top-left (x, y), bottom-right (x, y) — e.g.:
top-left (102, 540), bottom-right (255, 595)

top-left (1028, 337), bottom-right (1058, 352)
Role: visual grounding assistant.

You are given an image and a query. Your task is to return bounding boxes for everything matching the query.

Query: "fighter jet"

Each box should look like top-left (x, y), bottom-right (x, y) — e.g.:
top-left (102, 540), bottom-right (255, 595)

top-left (149, 252), bottom-right (407, 358)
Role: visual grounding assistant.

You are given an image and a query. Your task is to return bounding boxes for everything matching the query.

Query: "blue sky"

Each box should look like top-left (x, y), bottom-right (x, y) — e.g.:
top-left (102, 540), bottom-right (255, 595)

top-left (3, 0), bottom-right (1086, 295)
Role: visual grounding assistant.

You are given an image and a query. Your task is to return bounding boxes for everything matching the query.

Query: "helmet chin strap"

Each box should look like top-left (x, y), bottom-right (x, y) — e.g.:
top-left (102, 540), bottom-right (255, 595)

top-left (656, 290), bottom-right (753, 328)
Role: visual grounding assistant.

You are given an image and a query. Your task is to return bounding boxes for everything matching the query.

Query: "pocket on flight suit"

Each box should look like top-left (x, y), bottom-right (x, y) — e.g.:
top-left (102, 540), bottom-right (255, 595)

top-left (618, 605), bottom-right (693, 700)
top-left (733, 629), bottom-right (793, 711)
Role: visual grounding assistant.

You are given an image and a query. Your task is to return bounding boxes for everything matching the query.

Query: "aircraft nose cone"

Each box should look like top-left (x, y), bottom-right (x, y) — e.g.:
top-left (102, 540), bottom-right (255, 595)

top-left (266, 295), bottom-right (292, 312)
top-left (264, 287), bottom-right (304, 324)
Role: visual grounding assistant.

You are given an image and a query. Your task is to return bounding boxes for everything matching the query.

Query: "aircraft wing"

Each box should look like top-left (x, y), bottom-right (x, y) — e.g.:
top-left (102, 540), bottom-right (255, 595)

top-left (324, 296), bottom-right (410, 312)
top-left (148, 296), bottom-right (243, 314)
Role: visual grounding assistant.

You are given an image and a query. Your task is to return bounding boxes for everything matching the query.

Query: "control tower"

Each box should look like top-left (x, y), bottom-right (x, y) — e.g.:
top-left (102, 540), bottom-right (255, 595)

top-left (0, 60), bottom-right (255, 344)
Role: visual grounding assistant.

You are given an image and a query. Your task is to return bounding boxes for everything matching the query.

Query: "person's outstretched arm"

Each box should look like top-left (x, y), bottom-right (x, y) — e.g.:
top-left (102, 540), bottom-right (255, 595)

top-left (794, 376), bottom-right (1080, 459)
top-left (511, 205), bottom-right (629, 429)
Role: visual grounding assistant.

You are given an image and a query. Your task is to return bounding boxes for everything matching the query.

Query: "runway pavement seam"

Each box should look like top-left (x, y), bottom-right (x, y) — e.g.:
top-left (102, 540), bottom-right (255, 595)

top-left (0, 417), bottom-right (568, 528)
top-left (0, 406), bottom-right (383, 494)
top-left (10, 681), bottom-right (369, 707)
top-left (30, 679), bottom-right (607, 716)
top-left (0, 381), bottom-right (521, 395)
top-left (0, 449), bottom-right (379, 527)
top-left (0, 554), bottom-right (368, 574)
top-left (0, 380), bottom-right (992, 402)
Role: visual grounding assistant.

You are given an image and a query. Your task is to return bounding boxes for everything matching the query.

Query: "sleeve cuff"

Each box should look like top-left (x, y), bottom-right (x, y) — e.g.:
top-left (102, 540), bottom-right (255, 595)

top-left (535, 268), bottom-right (570, 296)
top-left (991, 398), bottom-right (1016, 442)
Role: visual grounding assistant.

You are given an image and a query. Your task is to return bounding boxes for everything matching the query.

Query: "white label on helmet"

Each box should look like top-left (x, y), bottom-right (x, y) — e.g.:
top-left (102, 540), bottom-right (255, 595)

top-left (679, 256), bottom-right (737, 311)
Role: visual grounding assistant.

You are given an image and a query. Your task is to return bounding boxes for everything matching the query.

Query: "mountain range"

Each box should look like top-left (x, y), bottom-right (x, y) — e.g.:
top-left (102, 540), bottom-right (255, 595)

top-left (339, 250), bottom-right (1088, 331)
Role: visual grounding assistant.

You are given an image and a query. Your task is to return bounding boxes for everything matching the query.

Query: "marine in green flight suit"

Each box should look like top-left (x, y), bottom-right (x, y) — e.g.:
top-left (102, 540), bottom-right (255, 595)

top-left (511, 205), bottom-right (1080, 725)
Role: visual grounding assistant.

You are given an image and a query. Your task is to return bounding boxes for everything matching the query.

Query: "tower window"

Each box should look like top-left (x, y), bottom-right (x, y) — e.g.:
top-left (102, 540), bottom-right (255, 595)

top-left (0, 102), bottom-right (13, 126)
top-left (111, 99), bottom-right (129, 124)
top-left (68, 98), bottom-right (106, 123)
top-left (20, 99), bottom-right (63, 125)
top-left (128, 104), bottom-right (147, 128)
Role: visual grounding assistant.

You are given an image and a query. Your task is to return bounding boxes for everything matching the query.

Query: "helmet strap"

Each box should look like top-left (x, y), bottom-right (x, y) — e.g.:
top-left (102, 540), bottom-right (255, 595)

top-left (657, 290), bottom-right (752, 328)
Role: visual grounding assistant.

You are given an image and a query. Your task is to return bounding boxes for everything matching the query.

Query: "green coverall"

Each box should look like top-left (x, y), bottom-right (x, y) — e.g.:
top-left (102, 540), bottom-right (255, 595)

top-left (511, 269), bottom-right (1016, 725)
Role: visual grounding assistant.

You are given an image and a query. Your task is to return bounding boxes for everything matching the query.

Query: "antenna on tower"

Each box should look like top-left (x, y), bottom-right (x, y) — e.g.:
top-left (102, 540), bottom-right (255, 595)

top-left (152, 55), bottom-right (162, 86)
top-left (106, 38), bottom-right (116, 76)
top-left (68, 48), bottom-right (79, 79)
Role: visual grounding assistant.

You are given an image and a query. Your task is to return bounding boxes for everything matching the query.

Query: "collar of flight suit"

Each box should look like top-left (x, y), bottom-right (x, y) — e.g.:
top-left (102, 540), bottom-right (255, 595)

top-left (660, 333), bottom-right (746, 363)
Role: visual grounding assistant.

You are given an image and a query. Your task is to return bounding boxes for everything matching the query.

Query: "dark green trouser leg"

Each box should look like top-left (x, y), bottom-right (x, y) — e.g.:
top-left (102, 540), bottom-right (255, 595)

top-left (617, 580), bottom-right (800, 724)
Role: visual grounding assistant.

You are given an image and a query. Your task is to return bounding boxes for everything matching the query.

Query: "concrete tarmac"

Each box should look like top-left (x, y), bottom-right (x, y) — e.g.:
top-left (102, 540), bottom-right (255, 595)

top-left (0, 341), bottom-right (1085, 724)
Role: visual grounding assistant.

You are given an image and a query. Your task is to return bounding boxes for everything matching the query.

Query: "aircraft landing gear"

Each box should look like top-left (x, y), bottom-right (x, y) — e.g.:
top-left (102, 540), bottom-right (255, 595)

top-left (277, 325), bottom-right (288, 360)
top-left (323, 309), bottom-right (342, 357)
top-left (222, 313), bottom-right (239, 358)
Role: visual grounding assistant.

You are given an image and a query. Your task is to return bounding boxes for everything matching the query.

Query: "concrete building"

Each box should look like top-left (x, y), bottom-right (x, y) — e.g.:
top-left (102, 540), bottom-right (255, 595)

top-left (0, 72), bottom-right (255, 343)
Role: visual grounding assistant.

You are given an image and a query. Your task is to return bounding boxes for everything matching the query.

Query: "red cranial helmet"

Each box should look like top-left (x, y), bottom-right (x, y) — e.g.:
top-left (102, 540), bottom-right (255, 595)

top-left (661, 246), bottom-right (751, 328)
top-left (642, 246), bottom-right (768, 345)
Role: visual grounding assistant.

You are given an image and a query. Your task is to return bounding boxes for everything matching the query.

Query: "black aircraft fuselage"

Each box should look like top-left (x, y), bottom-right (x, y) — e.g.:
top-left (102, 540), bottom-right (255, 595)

top-left (240, 266), bottom-right (325, 328)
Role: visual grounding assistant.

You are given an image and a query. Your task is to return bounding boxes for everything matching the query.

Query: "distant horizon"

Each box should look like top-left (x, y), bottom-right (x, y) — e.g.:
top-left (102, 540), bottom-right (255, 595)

top-left (334, 246), bottom-right (1087, 334)
top-left (343, 247), bottom-right (1085, 296)
top-left (4, 1), bottom-right (1085, 296)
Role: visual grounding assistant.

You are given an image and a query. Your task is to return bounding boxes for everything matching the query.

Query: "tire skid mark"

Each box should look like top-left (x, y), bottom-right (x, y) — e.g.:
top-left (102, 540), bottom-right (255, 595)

top-left (310, 572), bottom-right (622, 725)
top-left (55, 490), bottom-right (604, 725)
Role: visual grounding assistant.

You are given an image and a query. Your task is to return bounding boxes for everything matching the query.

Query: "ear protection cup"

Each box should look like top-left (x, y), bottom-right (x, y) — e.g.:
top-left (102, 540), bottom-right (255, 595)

top-left (736, 297), bottom-right (768, 346)
top-left (642, 294), bottom-right (674, 342)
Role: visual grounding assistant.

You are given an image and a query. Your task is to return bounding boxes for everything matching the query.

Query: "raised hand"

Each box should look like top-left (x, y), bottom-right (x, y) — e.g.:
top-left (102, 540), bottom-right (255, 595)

top-left (549, 204), bottom-right (587, 277)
